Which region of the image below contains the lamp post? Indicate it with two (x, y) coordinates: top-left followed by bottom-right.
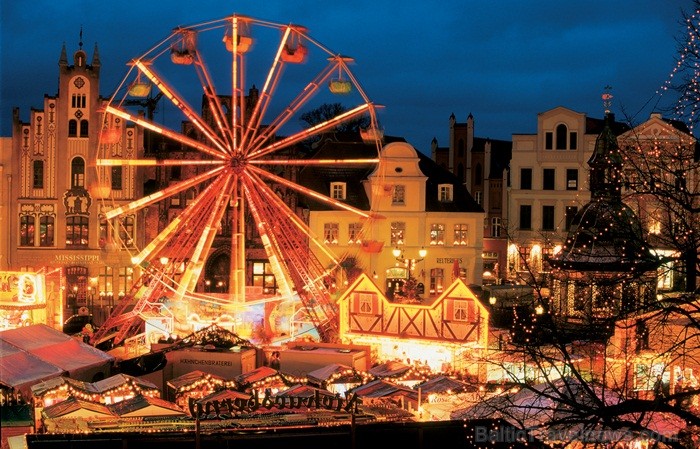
(391, 247), (427, 300)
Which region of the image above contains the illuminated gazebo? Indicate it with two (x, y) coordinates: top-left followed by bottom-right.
(548, 113), (659, 337)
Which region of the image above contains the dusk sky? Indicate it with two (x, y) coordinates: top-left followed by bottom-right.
(0, 0), (690, 154)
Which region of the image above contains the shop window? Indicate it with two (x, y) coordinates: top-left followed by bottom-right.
(429, 268), (444, 295)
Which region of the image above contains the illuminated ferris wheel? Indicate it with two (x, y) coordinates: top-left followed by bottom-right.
(92, 14), (382, 345)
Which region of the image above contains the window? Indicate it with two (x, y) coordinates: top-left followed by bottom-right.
(66, 216), (89, 247)
(330, 182), (346, 200)
(543, 168), (555, 190)
(556, 124), (567, 150)
(438, 184), (453, 202)
(98, 266), (114, 298)
(430, 268), (444, 295)
(569, 132), (578, 150)
(348, 222), (363, 244)
(111, 166), (123, 190)
(71, 157), (85, 187)
(170, 166), (181, 180)
(39, 216), (54, 247)
(171, 195), (181, 207)
(71, 94), (86, 108)
(474, 191), (483, 205)
(392, 185), (405, 205)
(359, 293), (373, 314)
(33, 160), (44, 189)
(117, 267), (133, 297)
(68, 119), (77, 137)
(545, 132), (553, 150)
(430, 223), (445, 245)
(186, 188), (196, 205)
(454, 224), (468, 245)
(491, 217), (501, 237)
(453, 300), (475, 322)
(20, 215), (35, 246)
(253, 262), (277, 294)
(119, 215), (135, 248)
(519, 205), (532, 230)
(542, 205), (555, 231)
(324, 223), (339, 244)
(79, 120), (89, 137)
(390, 222), (405, 246)
(520, 168), (532, 190)
(565, 206), (578, 231)
(454, 301), (468, 321)
(566, 169), (578, 190)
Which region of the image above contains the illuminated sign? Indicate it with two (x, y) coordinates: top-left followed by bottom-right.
(0, 271), (46, 307)
(189, 389), (361, 419)
(386, 267), (408, 279)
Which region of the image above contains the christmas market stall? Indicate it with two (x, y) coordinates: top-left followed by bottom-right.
(306, 363), (372, 395)
(166, 369), (228, 409)
(232, 365), (298, 396)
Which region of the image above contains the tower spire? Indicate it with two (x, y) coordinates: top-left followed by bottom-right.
(79, 26), (83, 49)
(602, 85), (613, 115)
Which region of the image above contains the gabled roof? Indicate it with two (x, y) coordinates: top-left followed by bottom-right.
(306, 363), (359, 384)
(297, 135), (482, 213)
(414, 375), (473, 395)
(167, 370), (226, 390)
(42, 397), (114, 419)
(350, 379), (418, 400)
(275, 384), (335, 398)
(108, 394), (185, 417)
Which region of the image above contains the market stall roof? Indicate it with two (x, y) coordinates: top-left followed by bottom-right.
(109, 395), (185, 417)
(0, 342), (65, 391)
(41, 397), (114, 420)
(414, 375), (474, 395)
(1, 325), (114, 398)
(167, 369), (226, 391)
(306, 363), (359, 385)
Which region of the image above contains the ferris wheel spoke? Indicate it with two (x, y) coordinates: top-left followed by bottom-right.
(249, 103), (373, 160)
(247, 164), (376, 219)
(247, 63), (338, 153)
(249, 158), (379, 166)
(239, 25), (294, 150)
(246, 170), (340, 265)
(241, 179), (295, 298)
(133, 60), (230, 154)
(191, 54), (236, 152)
(105, 105), (227, 159)
(97, 159), (224, 167)
(130, 179), (222, 266)
(104, 166), (225, 220)
(177, 174), (235, 295)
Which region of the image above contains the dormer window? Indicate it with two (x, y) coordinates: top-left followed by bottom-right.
(438, 184), (453, 202)
(330, 182), (346, 200)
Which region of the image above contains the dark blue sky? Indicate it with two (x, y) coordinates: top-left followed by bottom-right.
(0, 0), (689, 154)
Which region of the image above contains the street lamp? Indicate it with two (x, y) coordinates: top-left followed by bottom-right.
(391, 247), (427, 300)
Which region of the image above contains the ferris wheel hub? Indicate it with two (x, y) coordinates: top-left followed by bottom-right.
(229, 153), (247, 173)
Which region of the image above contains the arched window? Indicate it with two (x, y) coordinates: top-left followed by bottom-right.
(475, 163), (482, 186)
(555, 124), (567, 150)
(80, 120), (89, 137)
(71, 157), (85, 188)
(68, 119), (78, 137)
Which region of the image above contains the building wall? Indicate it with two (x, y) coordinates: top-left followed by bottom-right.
(506, 107), (597, 278)
(309, 141), (484, 296)
(6, 43), (145, 327)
